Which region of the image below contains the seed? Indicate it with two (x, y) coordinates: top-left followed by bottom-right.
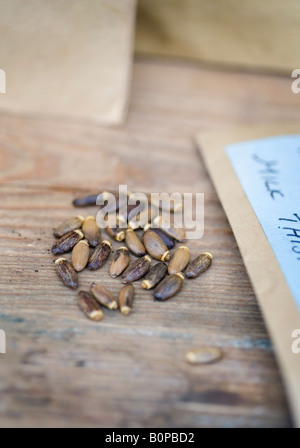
(142, 262), (168, 289)
(143, 229), (170, 261)
(153, 216), (186, 242)
(55, 258), (79, 289)
(110, 247), (130, 278)
(168, 246), (190, 275)
(105, 216), (126, 242)
(52, 230), (84, 255)
(73, 194), (99, 207)
(125, 229), (146, 257)
(91, 283), (118, 310)
(78, 291), (104, 321)
(185, 347), (223, 365)
(54, 215), (84, 238)
(118, 284), (135, 316)
(122, 255), (151, 283)
(128, 206), (152, 230)
(88, 240), (112, 270)
(154, 273), (184, 301)
(185, 252), (213, 279)
(71, 239), (90, 272)
(149, 228), (176, 249)
(82, 216), (102, 247)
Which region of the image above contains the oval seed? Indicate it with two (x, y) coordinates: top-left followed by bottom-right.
(185, 252), (213, 279)
(119, 284), (135, 316)
(142, 262), (168, 290)
(154, 273), (184, 301)
(153, 216), (186, 242)
(125, 229), (146, 257)
(168, 246), (190, 275)
(52, 230), (84, 255)
(185, 347), (223, 365)
(110, 247), (130, 278)
(149, 227), (176, 249)
(54, 215), (84, 238)
(71, 239), (90, 272)
(82, 216), (102, 247)
(88, 240), (112, 270)
(122, 256), (151, 284)
(78, 291), (104, 321)
(143, 229), (170, 261)
(105, 217), (126, 242)
(73, 194), (99, 207)
(91, 284), (118, 310)
(55, 258), (79, 289)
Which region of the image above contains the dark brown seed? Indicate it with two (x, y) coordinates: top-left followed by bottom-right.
(128, 206), (152, 230)
(78, 291), (104, 321)
(154, 273), (184, 301)
(91, 284), (118, 310)
(110, 247), (130, 278)
(55, 258), (79, 289)
(82, 216), (102, 247)
(185, 347), (223, 365)
(105, 216), (126, 242)
(88, 240), (112, 270)
(125, 229), (146, 257)
(122, 255), (151, 284)
(73, 194), (99, 207)
(143, 229), (170, 261)
(185, 252), (213, 279)
(142, 262), (168, 289)
(118, 284), (135, 316)
(71, 239), (90, 272)
(149, 228), (176, 249)
(54, 215), (84, 238)
(52, 230), (84, 255)
(168, 246), (190, 275)
(153, 216), (186, 242)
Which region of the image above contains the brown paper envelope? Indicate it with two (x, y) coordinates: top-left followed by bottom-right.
(0, 0), (136, 124)
(196, 123), (300, 427)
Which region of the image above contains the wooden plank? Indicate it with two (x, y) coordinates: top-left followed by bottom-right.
(0, 59), (299, 428)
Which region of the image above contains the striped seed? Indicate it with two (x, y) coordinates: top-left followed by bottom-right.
(125, 229), (146, 257)
(142, 262), (168, 290)
(118, 284), (135, 316)
(153, 216), (186, 242)
(185, 252), (213, 279)
(78, 291), (104, 321)
(122, 256), (151, 284)
(110, 247), (130, 278)
(52, 230), (84, 255)
(168, 246), (190, 275)
(91, 284), (118, 310)
(54, 215), (84, 238)
(55, 258), (79, 289)
(88, 240), (112, 270)
(71, 239), (90, 272)
(143, 229), (170, 261)
(149, 227), (176, 249)
(154, 273), (184, 301)
(105, 216), (126, 242)
(82, 216), (102, 247)
(185, 347), (223, 365)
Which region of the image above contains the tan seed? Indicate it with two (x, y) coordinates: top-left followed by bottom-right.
(71, 239), (90, 272)
(122, 255), (151, 284)
(54, 215), (84, 238)
(110, 247), (130, 278)
(52, 230), (84, 255)
(185, 347), (223, 365)
(185, 252), (213, 279)
(55, 258), (79, 289)
(168, 246), (190, 275)
(118, 284), (135, 316)
(82, 216), (102, 247)
(153, 216), (186, 242)
(142, 262), (168, 290)
(91, 284), (118, 310)
(125, 229), (146, 257)
(88, 240), (112, 270)
(154, 273), (184, 301)
(143, 229), (170, 261)
(78, 291), (104, 321)
(105, 217), (126, 242)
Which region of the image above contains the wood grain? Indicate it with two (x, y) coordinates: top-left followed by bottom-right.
(0, 59), (299, 428)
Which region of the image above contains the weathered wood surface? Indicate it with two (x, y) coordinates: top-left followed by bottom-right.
(0, 59), (299, 428)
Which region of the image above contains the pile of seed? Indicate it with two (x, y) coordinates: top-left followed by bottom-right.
(51, 193), (213, 322)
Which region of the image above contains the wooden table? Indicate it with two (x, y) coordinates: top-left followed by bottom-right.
(0, 59), (299, 428)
